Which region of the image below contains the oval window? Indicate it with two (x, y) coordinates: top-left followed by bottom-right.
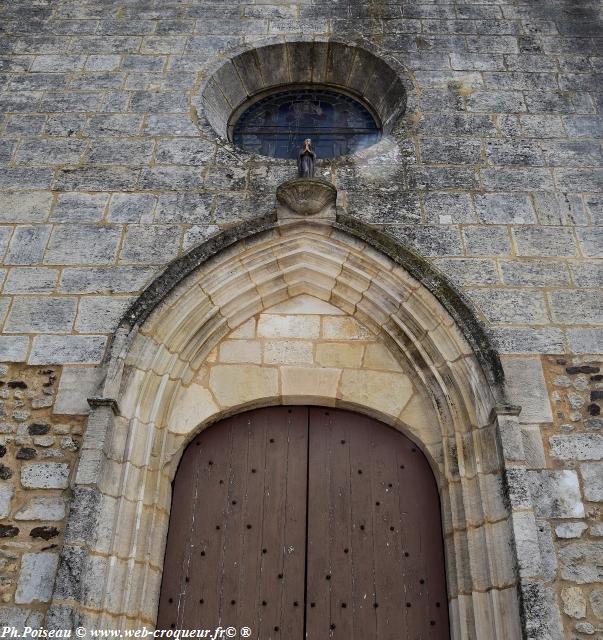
(232, 88), (381, 160)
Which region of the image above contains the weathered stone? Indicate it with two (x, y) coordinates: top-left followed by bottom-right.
(15, 552), (59, 604)
(527, 470), (584, 518)
(550, 434), (603, 461)
(209, 365), (278, 408)
(0, 4), (600, 636)
(555, 522), (588, 539)
(14, 496), (66, 521)
(474, 193), (536, 224)
(107, 193), (156, 222)
(120, 225), (181, 263)
(257, 315), (320, 340)
(0, 484), (14, 518)
(502, 358), (552, 423)
(59, 266), (155, 294)
(4, 267), (59, 294)
(75, 296), (133, 333)
(28, 422), (49, 435)
(51, 193), (108, 222)
(549, 291), (603, 325)
(513, 227), (577, 257)
(20, 462), (69, 489)
(574, 621), (594, 634)
(469, 289), (549, 324)
(520, 581), (564, 640)
(45, 225), (121, 265)
(0, 524), (19, 537)
(581, 462), (603, 501)
(5, 297), (77, 333)
(0, 192), (52, 223)
(535, 519), (557, 581)
(0, 607), (44, 630)
(54, 367), (101, 415)
(558, 542), (603, 583)
(560, 586), (586, 619)
(0, 464), (13, 480)
(6, 225), (52, 265)
(30, 526), (59, 540)
(16, 447), (36, 460)
(590, 590), (603, 620)
(29, 335), (107, 365)
(521, 425), (546, 468)
(567, 329), (603, 354)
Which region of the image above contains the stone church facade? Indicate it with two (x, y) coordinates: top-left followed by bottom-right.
(0, 0), (601, 638)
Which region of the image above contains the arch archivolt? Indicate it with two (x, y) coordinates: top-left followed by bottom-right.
(52, 220), (525, 639)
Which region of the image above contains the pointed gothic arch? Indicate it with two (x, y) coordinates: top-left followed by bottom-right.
(48, 216), (536, 640)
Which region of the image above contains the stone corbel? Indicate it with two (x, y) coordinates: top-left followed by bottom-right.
(276, 178), (337, 221)
(87, 396), (120, 415)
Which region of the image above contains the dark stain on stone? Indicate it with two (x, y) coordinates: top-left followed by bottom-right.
(588, 403), (601, 416)
(591, 374), (603, 382)
(566, 365), (600, 375)
(0, 524), (19, 538)
(8, 381), (27, 389)
(16, 447), (36, 460)
(30, 526), (60, 541)
(0, 464), (13, 480)
(591, 390), (603, 401)
(0, 445), (5, 458)
(28, 422), (50, 435)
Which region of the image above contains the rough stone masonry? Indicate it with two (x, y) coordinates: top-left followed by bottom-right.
(0, 0), (601, 637)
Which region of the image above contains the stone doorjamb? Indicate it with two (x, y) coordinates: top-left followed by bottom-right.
(47, 215), (552, 639)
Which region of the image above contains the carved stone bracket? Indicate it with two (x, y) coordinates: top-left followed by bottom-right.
(276, 178), (337, 220)
(87, 396), (120, 415)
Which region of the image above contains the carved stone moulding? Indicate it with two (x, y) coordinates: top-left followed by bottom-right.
(276, 178), (337, 219)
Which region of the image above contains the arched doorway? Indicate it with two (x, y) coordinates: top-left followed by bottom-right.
(50, 218), (526, 639)
(157, 406), (450, 639)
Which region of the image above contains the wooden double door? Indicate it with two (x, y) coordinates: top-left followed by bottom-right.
(158, 407), (450, 639)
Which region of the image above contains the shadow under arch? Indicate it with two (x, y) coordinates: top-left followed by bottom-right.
(48, 215), (535, 640)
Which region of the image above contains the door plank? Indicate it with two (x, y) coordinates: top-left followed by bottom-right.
(156, 439), (201, 629)
(237, 409), (270, 636)
(370, 422), (406, 640)
(304, 408), (331, 640)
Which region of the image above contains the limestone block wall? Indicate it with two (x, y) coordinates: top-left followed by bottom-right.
(0, 0), (600, 368)
(0, 0), (601, 636)
(0, 363), (83, 627)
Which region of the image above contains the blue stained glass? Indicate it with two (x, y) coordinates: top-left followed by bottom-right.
(232, 89), (381, 159)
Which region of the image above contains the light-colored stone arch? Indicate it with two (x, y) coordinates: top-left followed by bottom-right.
(48, 219), (537, 640)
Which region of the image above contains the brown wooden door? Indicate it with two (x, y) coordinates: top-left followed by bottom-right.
(157, 407), (450, 640)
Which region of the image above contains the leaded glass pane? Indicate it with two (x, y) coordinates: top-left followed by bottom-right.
(232, 89), (381, 159)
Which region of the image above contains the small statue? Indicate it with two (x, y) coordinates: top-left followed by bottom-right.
(297, 138), (316, 178)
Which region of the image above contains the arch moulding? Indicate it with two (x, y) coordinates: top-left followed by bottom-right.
(48, 215), (544, 640)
